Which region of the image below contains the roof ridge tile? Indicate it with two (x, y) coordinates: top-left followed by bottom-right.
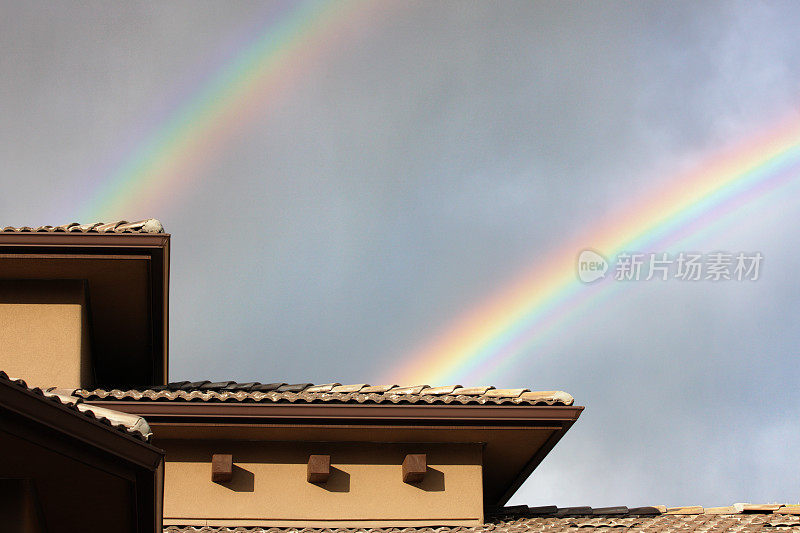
(420, 385), (462, 395)
(666, 506), (704, 515)
(388, 385), (429, 395)
(453, 386), (494, 395)
(592, 506), (628, 515)
(483, 388), (529, 398)
(360, 385), (397, 393)
(1, 219), (164, 234)
(742, 504), (783, 512)
(331, 384), (368, 393)
(305, 383), (341, 393)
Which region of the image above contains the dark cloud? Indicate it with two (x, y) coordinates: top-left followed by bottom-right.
(2, 0), (799, 506)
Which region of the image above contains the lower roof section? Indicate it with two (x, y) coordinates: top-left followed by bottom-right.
(85, 389), (582, 506)
(163, 506), (800, 532)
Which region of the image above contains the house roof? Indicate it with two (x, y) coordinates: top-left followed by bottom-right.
(1, 219), (165, 233)
(0, 220), (170, 385)
(72, 381), (575, 406)
(162, 505), (800, 532)
(80, 381), (581, 506)
(0, 371), (153, 441)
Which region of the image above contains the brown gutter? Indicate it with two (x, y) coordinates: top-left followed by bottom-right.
(0, 232), (170, 248)
(86, 400), (583, 425)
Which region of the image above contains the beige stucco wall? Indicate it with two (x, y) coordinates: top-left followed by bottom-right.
(159, 440), (484, 527)
(0, 280), (92, 389)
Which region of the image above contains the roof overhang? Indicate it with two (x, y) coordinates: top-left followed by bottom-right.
(0, 230), (170, 386)
(0, 376), (164, 532)
(85, 400), (583, 506)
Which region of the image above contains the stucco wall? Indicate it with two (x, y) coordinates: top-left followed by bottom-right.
(0, 280), (92, 389)
(159, 439), (484, 527)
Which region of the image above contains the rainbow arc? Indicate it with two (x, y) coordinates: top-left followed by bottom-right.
(75, 0), (375, 222)
(386, 115), (800, 385)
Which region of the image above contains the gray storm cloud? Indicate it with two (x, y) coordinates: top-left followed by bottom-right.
(1, 0), (799, 507)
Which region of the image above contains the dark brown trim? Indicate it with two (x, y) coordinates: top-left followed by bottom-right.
(0, 253), (152, 260)
(147, 422), (564, 432)
(85, 400), (583, 426)
(0, 233), (170, 247)
(136, 463), (165, 533)
(159, 237), (169, 383)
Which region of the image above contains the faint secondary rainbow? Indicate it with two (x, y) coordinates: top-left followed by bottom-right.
(74, 0), (375, 222)
(386, 114), (800, 386)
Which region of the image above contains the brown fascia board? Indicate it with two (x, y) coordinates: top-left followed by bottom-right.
(0, 231), (170, 384)
(83, 400), (584, 426)
(0, 379), (164, 471)
(0, 231), (170, 248)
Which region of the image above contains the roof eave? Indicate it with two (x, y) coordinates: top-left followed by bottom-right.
(0, 231), (170, 247)
(497, 413), (580, 506)
(0, 379), (164, 470)
(82, 399), (584, 425)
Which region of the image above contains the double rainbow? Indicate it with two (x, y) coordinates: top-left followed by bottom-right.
(70, 2), (800, 387)
(387, 115), (800, 385)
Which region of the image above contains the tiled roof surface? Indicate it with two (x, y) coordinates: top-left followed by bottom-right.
(74, 381), (575, 406)
(1, 219), (164, 233)
(0, 371), (153, 441)
(163, 506), (800, 532)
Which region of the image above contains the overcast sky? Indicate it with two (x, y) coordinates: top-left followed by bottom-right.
(2, 0), (800, 509)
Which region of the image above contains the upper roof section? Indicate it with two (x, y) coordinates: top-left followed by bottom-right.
(1, 219), (165, 234)
(74, 381), (575, 406)
(0, 220), (170, 387)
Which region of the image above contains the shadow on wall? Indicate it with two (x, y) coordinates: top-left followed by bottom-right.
(315, 466), (350, 492)
(219, 465), (255, 492)
(224, 466), (443, 494)
(415, 467), (444, 492)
